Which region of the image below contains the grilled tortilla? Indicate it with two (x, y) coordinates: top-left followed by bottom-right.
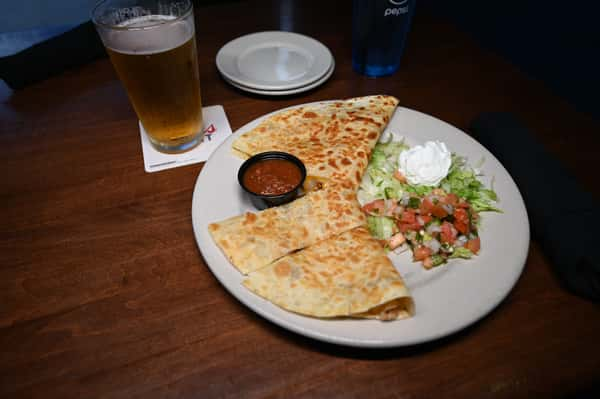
(243, 227), (414, 320)
(232, 95), (399, 189)
(208, 183), (366, 275)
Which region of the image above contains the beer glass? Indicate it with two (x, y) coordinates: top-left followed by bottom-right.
(93, 0), (203, 153)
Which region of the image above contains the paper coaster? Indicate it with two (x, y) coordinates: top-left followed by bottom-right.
(140, 105), (232, 173)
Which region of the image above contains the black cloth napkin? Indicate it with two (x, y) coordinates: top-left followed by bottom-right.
(0, 21), (106, 90)
(470, 113), (600, 302)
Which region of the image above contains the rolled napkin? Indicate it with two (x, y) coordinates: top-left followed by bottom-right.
(0, 21), (106, 90)
(470, 113), (600, 301)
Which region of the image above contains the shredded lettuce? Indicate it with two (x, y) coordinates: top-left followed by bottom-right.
(403, 183), (432, 197)
(358, 139), (409, 204)
(449, 247), (474, 259)
(430, 254), (446, 266)
(367, 216), (396, 240)
(440, 155), (501, 212)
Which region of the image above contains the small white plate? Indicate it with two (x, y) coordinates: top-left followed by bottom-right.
(216, 31), (333, 91)
(223, 59), (335, 96)
(191, 103), (530, 348)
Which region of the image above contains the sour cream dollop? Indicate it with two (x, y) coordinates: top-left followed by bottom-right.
(398, 141), (452, 186)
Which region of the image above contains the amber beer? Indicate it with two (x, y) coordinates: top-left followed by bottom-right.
(94, 1), (203, 153)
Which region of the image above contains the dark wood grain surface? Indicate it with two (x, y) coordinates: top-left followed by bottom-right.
(1, 1), (599, 398)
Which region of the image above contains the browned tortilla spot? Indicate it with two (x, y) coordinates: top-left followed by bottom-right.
(275, 262), (291, 277)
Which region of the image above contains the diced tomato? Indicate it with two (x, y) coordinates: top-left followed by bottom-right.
(422, 256), (434, 269)
(453, 208), (470, 234)
(393, 170), (407, 183)
(419, 197), (434, 215)
(440, 221), (457, 244)
(398, 222), (421, 233)
(465, 237), (481, 254)
(362, 199), (385, 215)
(420, 215), (433, 225)
(431, 204), (448, 218)
(454, 208), (469, 223)
(388, 232), (406, 250)
(413, 245), (431, 261)
(442, 193), (459, 207)
(456, 199), (470, 208)
(454, 220), (469, 234)
(400, 210), (416, 224)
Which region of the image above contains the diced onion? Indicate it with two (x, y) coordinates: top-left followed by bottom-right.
(425, 238), (441, 253)
(401, 192), (410, 206)
(384, 199), (395, 214)
(441, 204), (454, 214)
(426, 223), (441, 234)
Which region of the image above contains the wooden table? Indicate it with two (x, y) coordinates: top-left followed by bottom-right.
(2, 1), (599, 397)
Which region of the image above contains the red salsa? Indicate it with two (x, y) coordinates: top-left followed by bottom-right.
(243, 159), (302, 196)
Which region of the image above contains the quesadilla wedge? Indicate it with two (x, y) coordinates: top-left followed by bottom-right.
(208, 183), (366, 275)
(231, 95), (399, 189)
(243, 226), (414, 320)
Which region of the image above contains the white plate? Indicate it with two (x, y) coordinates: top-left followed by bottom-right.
(223, 59), (335, 96)
(216, 31), (333, 91)
(191, 103), (530, 348)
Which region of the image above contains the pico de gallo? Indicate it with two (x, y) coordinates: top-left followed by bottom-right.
(357, 137), (500, 269)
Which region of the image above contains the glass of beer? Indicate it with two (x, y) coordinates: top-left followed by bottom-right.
(93, 0), (203, 153)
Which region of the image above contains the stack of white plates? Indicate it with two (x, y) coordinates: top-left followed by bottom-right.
(216, 31), (335, 96)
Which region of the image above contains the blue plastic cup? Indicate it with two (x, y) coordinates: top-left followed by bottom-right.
(352, 0), (416, 77)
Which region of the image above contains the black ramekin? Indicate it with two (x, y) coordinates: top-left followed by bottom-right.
(237, 151), (307, 210)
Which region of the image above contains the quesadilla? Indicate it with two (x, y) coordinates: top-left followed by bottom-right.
(243, 227), (414, 320)
(208, 183), (366, 275)
(231, 95), (399, 189)
(206, 95), (414, 322)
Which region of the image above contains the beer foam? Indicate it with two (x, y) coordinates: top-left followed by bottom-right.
(104, 14), (194, 55)
(116, 14), (175, 28)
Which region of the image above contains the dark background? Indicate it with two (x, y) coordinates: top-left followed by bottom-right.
(421, 0), (600, 122)
(1, 0), (599, 121)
